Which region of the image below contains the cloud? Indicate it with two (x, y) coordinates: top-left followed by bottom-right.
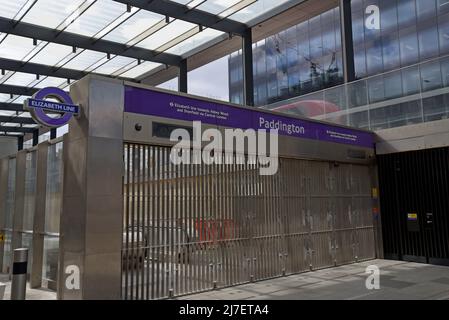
(188, 56), (230, 101)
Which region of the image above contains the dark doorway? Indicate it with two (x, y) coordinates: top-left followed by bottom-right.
(378, 147), (449, 266)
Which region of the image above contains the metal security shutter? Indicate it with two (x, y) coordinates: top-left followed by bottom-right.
(122, 143), (375, 300)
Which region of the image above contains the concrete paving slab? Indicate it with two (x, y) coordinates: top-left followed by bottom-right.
(3, 260), (449, 300)
(432, 277), (449, 285)
(181, 260), (449, 300)
(0, 276), (56, 300)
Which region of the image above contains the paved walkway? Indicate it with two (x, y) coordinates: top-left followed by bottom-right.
(179, 260), (449, 300)
(0, 274), (56, 300)
(2, 260), (449, 300)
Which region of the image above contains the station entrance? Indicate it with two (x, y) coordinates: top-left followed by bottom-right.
(1, 76), (379, 300)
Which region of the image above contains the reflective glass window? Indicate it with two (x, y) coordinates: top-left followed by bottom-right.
(418, 20), (440, 59)
(399, 26), (419, 66)
(420, 61), (443, 91)
(398, 0), (417, 28)
(352, 0), (449, 76)
(438, 12), (449, 54)
(382, 33), (400, 71)
(402, 66), (421, 95)
(416, 0), (437, 22)
(423, 94), (447, 121)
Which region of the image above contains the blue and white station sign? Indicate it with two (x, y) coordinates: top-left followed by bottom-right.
(24, 87), (80, 128)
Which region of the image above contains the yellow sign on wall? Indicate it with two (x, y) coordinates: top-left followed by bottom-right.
(408, 213), (418, 221)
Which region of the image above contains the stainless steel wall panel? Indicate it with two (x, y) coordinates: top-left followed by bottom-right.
(12, 151), (26, 253)
(59, 76), (124, 300)
(0, 158), (8, 271)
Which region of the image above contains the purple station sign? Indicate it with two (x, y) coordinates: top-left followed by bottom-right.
(125, 86), (374, 149)
(24, 87), (79, 128)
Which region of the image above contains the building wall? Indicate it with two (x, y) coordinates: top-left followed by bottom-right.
(0, 137), (17, 158)
(229, 7), (344, 108)
(229, 0), (449, 132)
(352, 0), (449, 79)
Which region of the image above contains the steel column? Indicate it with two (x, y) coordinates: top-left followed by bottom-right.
(242, 29), (254, 107)
(32, 130), (39, 146)
(178, 59), (188, 94)
(50, 129), (57, 140)
(340, 0), (356, 83)
(17, 136), (23, 151)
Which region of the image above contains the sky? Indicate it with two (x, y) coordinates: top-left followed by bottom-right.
(158, 55), (230, 102)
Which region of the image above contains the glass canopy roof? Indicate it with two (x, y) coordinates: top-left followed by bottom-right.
(0, 0), (302, 134)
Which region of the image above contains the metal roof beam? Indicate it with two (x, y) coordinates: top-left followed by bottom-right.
(0, 103), (24, 112)
(0, 58), (140, 82)
(0, 58), (89, 80)
(0, 84), (40, 96)
(0, 115), (35, 124)
(0, 126), (35, 133)
(113, 0), (248, 35)
(0, 17), (182, 66)
(0, 133), (23, 137)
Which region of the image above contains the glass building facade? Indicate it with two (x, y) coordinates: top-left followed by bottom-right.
(230, 0), (449, 130)
(352, 0), (449, 79)
(229, 7), (344, 106)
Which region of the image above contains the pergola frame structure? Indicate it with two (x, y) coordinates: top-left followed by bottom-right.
(0, 0), (320, 142)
